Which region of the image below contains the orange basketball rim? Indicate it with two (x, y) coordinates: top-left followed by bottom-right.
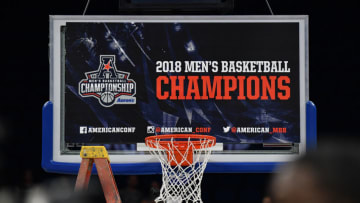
(145, 134), (216, 166)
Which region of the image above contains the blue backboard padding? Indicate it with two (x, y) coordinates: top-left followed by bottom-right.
(42, 101), (317, 174)
(306, 101), (317, 151)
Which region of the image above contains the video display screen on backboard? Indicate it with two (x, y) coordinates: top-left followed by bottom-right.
(44, 16), (313, 174)
(49, 16), (308, 158)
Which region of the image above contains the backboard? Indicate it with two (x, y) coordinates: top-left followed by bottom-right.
(43, 15), (316, 174)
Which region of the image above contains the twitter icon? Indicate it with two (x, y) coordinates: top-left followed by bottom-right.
(223, 126), (230, 133)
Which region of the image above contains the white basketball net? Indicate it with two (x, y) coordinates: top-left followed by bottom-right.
(146, 137), (215, 203)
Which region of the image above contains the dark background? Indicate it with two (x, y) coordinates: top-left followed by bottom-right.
(1, 0), (359, 202)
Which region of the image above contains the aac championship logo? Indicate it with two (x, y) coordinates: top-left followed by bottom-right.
(78, 55), (136, 107)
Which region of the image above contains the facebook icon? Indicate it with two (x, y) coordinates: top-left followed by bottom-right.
(80, 126), (88, 134)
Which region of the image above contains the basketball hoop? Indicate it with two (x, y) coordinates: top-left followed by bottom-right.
(145, 134), (216, 203)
